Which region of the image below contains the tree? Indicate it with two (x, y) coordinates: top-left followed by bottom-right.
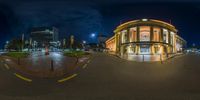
(6, 39), (23, 51)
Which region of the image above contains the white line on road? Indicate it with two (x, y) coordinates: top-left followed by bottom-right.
(4, 64), (10, 70)
(82, 64), (88, 69)
(87, 60), (91, 63)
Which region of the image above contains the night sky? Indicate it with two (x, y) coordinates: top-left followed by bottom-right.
(0, 0), (200, 48)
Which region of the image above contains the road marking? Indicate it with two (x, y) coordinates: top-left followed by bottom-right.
(4, 64), (10, 70)
(5, 59), (11, 62)
(87, 60), (91, 63)
(14, 73), (32, 82)
(57, 74), (78, 83)
(82, 64), (88, 69)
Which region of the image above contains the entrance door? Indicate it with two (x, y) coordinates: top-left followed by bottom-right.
(140, 45), (150, 54)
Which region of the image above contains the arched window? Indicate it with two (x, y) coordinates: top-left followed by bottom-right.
(153, 27), (160, 42)
(140, 26), (150, 41)
(129, 27), (137, 42)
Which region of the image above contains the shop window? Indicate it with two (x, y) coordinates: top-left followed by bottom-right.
(140, 45), (150, 54)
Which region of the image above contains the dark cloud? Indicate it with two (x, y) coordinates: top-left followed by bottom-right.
(0, 3), (20, 48)
(99, 3), (200, 46)
(0, 1), (103, 46)
(0, 0), (200, 48)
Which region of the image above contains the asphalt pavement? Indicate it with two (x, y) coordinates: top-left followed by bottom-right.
(0, 53), (200, 100)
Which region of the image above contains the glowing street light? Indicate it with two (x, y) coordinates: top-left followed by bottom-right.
(6, 41), (9, 44)
(83, 40), (86, 44)
(90, 33), (96, 38)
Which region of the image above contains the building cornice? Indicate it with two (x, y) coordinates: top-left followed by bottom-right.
(114, 19), (177, 33)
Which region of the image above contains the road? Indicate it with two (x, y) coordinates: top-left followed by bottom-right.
(0, 53), (200, 100)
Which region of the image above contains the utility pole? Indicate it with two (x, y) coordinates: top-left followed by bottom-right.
(21, 33), (24, 52)
(63, 38), (66, 50)
(29, 38), (32, 52)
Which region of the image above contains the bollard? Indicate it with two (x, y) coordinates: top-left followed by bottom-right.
(160, 54), (163, 64)
(18, 57), (20, 65)
(51, 60), (54, 71)
(143, 55), (144, 62)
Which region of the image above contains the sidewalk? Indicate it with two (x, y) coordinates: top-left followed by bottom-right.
(106, 52), (185, 62)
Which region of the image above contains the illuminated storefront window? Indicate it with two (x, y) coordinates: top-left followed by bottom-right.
(127, 45), (136, 54)
(163, 29), (169, 43)
(140, 45), (150, 54)
(154, 45), (161, 54)
(129, 27), (137, 42)
(153, 27), (160, 42)
(140, 26), (150, 41)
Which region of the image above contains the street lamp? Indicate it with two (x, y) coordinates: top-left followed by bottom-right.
(90, 33), (96, 38)
(6, 41), (9, 44)
(82, 40), (86, 49)
(90, 33), (97, 43)
(83, 40), (86, 44)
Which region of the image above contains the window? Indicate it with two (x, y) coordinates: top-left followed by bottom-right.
(140, 45), (150, 54)
(170, 32), (174, 45)
(129, 27), (137, 42)
(121, 30), (127, 43)
(140, 26), (150, 41)
(163, 29), (169, 43)
(153, 27), (160, 42)
(154, 45), (161, 54)
(127, 45), (136, 54)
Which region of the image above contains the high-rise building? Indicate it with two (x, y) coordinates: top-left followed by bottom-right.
(30, 27), (59, 48)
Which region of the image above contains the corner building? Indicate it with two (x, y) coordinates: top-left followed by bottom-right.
(106, 19), (186, 61)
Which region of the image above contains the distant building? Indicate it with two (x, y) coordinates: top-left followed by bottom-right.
(30, 27), (59, 48)
(98, 34), (108, 49)
(98, 34), (107, 43)
(85, 43), (102, 52)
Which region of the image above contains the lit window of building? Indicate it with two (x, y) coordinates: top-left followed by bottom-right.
(121, 30), (127, 43)
(129, 27), (137, 42)
(153, 27), (160, 42)
(163, 29), (169, 43)
(140, 26), (150, 41)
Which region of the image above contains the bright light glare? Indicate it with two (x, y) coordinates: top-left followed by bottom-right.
(52, 52), (62, 57)
(91, 33), (96, 37)
(142, 19), (148, 21)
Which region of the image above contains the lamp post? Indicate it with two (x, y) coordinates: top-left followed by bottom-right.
(82, 40), (86, 49)
(5, 41), (9, 51)
(21, 33), (24, 52)
(70, 35), (74, 51)
(63, 38), (66, 50)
